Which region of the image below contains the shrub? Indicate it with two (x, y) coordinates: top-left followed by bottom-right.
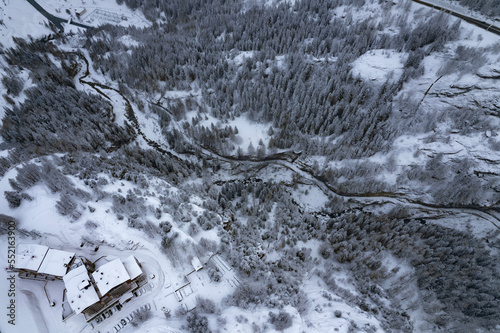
(130, 306), (151, 327)
(4, 191), (21, 208)
(268, 311), (293, 331)
(187, 312), (212, 333)
(0, 214), (17, 235)
(196, 297), (217, 314)
(56, 192), (80, 219)
(2, 75), (23, 96)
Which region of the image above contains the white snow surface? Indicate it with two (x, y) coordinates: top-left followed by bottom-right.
(228, 115), (272, 152)
(37, 248), (75, 277)
(92, 258), (131, 296)
(0, 162), (238, 333)
(1, 1), (500, 332)
(36, 0), (151, 28)
(351, 49), (407, 83)
(15, 243), (49, 272)
(122, 255), (143, 280)
(0, 0), (53, 49)
(188, 111), (273, 154)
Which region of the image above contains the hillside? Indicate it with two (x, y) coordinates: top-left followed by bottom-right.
(1, 0), (500, 332)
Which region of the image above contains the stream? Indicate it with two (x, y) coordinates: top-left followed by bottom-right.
(72, 51), (500, 233)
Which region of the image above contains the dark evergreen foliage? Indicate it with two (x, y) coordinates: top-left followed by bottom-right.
(321, 212), (500, 329)
(452, 0), (500, 16)
(83, 0), (461, 160)
(1, 73), (24, 96)
(1, 1), (497, 331)
(187, 312), (212, 333)
(0, 214), (17, 235)
(4, 191), (21, 208)
(1, 39), (135, 155)
(269, 311), (293, 331)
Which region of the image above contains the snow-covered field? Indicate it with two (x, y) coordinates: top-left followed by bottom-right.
(36, 0), (150, 28)
(1, 0), (500, 332)
(351, 49), (407, 83)
(0, 0), (53, 49)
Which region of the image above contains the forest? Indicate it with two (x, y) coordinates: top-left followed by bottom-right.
(1, 0), (500, 331)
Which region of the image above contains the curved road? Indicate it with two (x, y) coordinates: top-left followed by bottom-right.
(412, 0), (500, 35)
(26, 0), (93, 31)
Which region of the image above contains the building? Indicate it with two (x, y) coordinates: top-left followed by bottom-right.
(63, 265), (100, 316)
(66, 255), (146, 322)
(14, 244), (75, 280)
(15, 244), (146, 323)
(38, 249), (77, 278)
(75, 8), (87, 17)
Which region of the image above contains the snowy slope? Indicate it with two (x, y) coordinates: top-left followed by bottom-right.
(0, 0), (53, 49)
(1, 0), (500, 332)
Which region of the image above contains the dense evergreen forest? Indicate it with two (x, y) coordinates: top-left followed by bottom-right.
(1, 0), (500, 331)
(452, 0), (500, 16)
(81, 0), (499, 207)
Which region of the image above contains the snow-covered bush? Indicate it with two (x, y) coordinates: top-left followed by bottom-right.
(130, 306), (151, 327)
(186, 312), (212, 333)
(4, 191), (21, 208)
(268, 311), (293, 331)
(196, 296), (218, 314)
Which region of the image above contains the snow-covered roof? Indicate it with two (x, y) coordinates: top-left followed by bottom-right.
(16, 244), (49, 272)
(63, 265), (100, 315)
(122, 255), (143, 280)
(37, 249), (75, 277)
(191, 256), (203, 272)
(92, 258), (130, 296)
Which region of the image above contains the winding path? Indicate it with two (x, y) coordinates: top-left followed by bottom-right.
(71, 51), (500, 231)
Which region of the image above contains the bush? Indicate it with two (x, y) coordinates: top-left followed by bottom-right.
(4, 191), (21, 208)
(0, 214), (17, 235)
(161, 232), (178, 249)
(268, 311), (293, 331)
(196, 297), (217, 314)
(130, 306), (151, 327)
(226, 284), (266, 309)
(208, 267), (222, 282)
(56, 192), (81, 219)
(187, 312), (212, 333)
(2, 75), (23, 96)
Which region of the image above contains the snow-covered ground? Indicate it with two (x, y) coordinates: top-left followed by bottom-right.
(351, 49), (407, 83)
(1, 0), (500, 332)
(35, 0), (150, 28)
(186, 110), (274, 155)
(0, 159), (237, 333)
(0, 0), (53, 49)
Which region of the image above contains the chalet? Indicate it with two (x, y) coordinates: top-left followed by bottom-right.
(14, 244), (146, 323)
(63, 265), (100, 316)
(38, 249), (77, 277)
(66, 255), (145, 321)
(14, 244), (75, 280)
